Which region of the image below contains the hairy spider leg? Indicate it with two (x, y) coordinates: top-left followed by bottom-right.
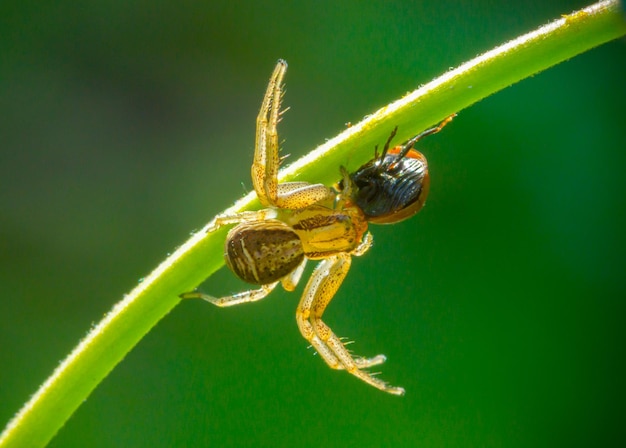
(252, 60), (331, 210)
(295, 233), (405, 396)
(252, 60), (286, 207)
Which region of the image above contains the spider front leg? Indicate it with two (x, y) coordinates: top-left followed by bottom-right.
(252, 60), (331, 210)
(252, 60), (286, 207)
(295, 240), (405, 396)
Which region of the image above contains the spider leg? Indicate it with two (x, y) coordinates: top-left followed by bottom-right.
(275, 182), (333, 209)
(251, 61), (332, 210)
(180, 282), (278, 307)
(253, 60), (287, 207)
(280, 258), (307, 292)
(295, 253), (405, 396)
(205, 209), (278, 233)
(332, 233), (379, 369)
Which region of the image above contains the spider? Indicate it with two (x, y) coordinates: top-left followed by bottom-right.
(181, 60), (454, 395)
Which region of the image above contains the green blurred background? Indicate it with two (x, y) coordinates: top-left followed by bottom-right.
(1, 1), (625, 446)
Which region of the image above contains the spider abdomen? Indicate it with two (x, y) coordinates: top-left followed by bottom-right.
(225, 219), (304, 285)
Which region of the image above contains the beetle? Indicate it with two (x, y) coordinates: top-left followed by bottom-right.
(181, 60), (454, 395)
(338, 114), (455, 225)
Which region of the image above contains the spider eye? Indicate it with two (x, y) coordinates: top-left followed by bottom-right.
(349, 150), (429, 224)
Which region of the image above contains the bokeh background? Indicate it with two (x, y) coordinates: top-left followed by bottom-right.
(1, 1), (625, 447)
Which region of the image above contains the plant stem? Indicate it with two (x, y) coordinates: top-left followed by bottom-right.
(1, 1), (624, 446)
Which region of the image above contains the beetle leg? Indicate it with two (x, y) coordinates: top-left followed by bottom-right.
(180, 282), (278, 307)
(295, 254), (405, 395)
(394, 113), (457, 161)
(252, 60), (287, 207)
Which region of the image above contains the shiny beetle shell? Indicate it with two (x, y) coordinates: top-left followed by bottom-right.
(345, 147), (429, 224)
